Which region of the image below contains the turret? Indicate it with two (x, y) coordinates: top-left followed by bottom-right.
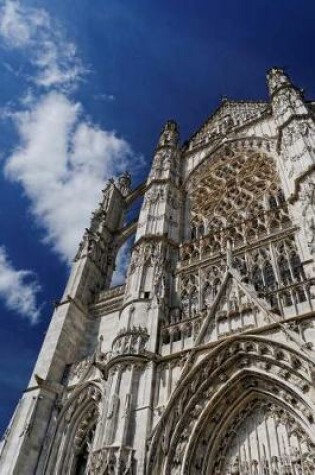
(267, 68), (315, 267)
(267, 67), (301, 97)
(93, 120), (183, 473)
(146, 120), (180, 188)
(126, 119), (182, 301)
(267, 68), (315, 199)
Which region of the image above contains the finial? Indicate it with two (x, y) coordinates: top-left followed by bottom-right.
(266, 66), (292, 96)
(267, 66), (286, 76)
(117, 171), (132, 196)
(161, 119), (178, 132)
(157, 119), (179, 148)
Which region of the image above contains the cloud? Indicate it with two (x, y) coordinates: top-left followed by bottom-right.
(94, 93), (116, 102)
(112, 237), (134, 286)
(5, 91), (137, 263)
(0, 0), (41, 47)
(0, 247), (40, 323)
(0, 0), (141, 296)
(0, 0), (85, 90)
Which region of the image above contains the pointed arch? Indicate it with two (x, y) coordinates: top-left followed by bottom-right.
(44, 382), (102, 475)
(147, 336), (315, 475)
(184, 372), (315, 474)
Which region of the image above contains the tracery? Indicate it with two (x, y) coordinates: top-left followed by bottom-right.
(149, 334), (315, 475)
(159, 146), (314, 354)
(44, 384), (101, 475)
(188, 147), (279, 233)
(212, 399), (315, 475)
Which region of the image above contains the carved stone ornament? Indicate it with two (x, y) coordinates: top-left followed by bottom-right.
(89, 446), (135, 474)
(148, 336), (315, 475)
(43, 384), (102, 475)
(5, 69), (315, 475)
(117, 172), (132, 197)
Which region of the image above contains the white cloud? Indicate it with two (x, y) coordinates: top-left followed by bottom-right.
(0, 0), (85, 89)
(0, 0), (39, 47)
(0, 247), (40, 323)
(5, 91), (137, 263)
(111, 238), (134, 286)
(94, 93), (116, 102)
(0, 0), (140, 305)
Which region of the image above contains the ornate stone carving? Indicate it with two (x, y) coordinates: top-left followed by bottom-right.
(67, 355), (94, 384)
(110, 326), (149, 358)
(211, 401), (315, 475)
(148, 336), (314, 475)
(89, 446), (135, 474)
(188, 101), (268, 152)
(5, 68), (315, 475)
(300, 179), (315, 254)
(43, 385), (102, 475)
(117, 172), (132, 197)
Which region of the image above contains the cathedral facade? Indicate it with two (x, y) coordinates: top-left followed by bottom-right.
(2, 68), (315, 474)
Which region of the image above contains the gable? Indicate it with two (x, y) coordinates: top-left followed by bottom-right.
(185, 100), (270, 153)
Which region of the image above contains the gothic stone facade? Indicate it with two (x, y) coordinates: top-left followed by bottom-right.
(2, 68), (315, 475)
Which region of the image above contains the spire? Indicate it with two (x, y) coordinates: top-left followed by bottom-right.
(266, 67), (315, 266)
(145, 119), (181, 189)
(266, 67), (308, 127)
(86, 173), (131, 237)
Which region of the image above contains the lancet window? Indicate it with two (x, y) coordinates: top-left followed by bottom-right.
(166, 234), (310, 351)
(240, 239), (309, 310)
(201, 267), (222, 309)
(166, 146), (313, 352)
(180, 274), (200, 317)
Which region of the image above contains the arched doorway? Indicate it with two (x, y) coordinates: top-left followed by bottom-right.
(147, 337), (315, 475)
(207, 396), (315, 474)
(44, 384), (101, 475)
(73, 421), (97, 475)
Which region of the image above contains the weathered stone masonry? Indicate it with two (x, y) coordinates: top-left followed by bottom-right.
(2, 68), (315, 474)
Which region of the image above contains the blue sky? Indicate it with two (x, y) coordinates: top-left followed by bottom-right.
(0, 0), (315, 433)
